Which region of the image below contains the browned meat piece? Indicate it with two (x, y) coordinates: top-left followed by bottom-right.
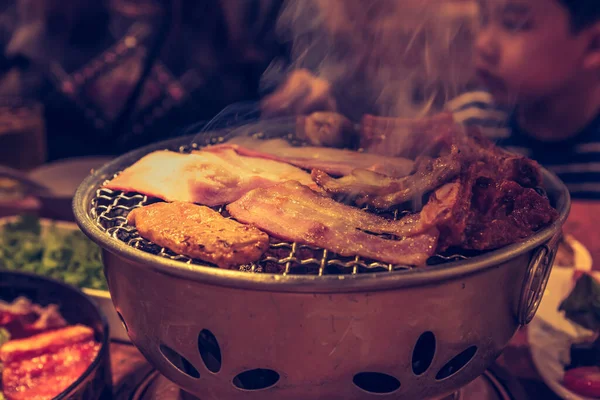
(315, 119), (544, 211)
(0, 297), (67, 340)
(396, 161), (558, 252)
(400, 180), (468, 243)
(463, 177), (558, 250)
(127, 202), (270, 268)
(460, 126), (543, 188)
(227, 181), (439, 266)
(361, 112), (543, 189)
(296, 111), (358, 148)
(360, 112), (456, 158)
(311, 147), (462, 209)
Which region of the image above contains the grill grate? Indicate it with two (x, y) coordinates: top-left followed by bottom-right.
(90, 134), (470, 276)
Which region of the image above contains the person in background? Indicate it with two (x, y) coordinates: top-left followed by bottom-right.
(261, 0), (477, 121)
(0, 0), (287, 161)
(447, 0), (600, 199)
(265, 0), (600, 201)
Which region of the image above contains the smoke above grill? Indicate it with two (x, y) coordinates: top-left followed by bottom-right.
(262, 0), (477, 120)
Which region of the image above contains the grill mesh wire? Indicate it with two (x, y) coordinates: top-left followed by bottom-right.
(91, 112), (470, 275)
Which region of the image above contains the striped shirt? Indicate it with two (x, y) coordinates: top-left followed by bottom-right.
(447, 91), (600, 199)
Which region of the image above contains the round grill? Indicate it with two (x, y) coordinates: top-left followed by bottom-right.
(90, 137), (469, 276)
(74, 110), (570, 400)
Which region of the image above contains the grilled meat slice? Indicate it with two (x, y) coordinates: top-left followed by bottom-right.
(315, 119), (544, 210)
(311, 148), (462, 209)
(296, 111), (358, 148)
(227, 181), (439, 266)
(209, 137), (414, 178)
(463, 176), (558, 251)
(1, 326), (99, 400)
(104, 148), (317, 206)
(360, 112), (456, 158)
(361, 111), (542, 184)
(127, 202), (270, 268)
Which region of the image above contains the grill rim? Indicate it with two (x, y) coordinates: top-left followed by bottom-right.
(73, 133), (570, 293)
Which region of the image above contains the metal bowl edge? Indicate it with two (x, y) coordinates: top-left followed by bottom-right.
(73, 135), (571, 294)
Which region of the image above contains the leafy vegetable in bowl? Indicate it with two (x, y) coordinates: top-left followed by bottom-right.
(0, 215), (106, 290)
(559, 273), (600, 398)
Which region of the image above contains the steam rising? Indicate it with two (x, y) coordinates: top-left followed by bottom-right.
(264, 0), (477, 120)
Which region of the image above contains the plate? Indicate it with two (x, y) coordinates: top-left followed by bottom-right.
(0, 216), (129, 342)
(28, 157), (113, 220)
(528, 235), (596, 400)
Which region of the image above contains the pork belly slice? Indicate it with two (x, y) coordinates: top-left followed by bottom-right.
(2, 341), (100, 400)
(207, 137), (414, 178)
(0, 325), (94, 364)
(104, 148), (317, 206)
(311, 150), (462, 210)
(127, 202), (270, 268)
(1, 325), (99, 400)
(360, 112), (456, 158)
(227, 181), (439, 266)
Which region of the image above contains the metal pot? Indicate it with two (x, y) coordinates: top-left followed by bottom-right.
(73, 129), (570, 400)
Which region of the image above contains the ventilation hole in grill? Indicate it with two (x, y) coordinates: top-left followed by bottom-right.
(159, 344), (200, 379)
(412, 331), (436, 375)
(198, 329), (221, 373)
(436, 346), (478, 380)
(116, 311), (128, 333)
(353, 372), (401, 394)
(232, 369), (280, 390)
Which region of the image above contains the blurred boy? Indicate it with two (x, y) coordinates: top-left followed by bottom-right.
(449, 0), (600, 198)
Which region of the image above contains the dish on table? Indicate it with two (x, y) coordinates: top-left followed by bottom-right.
(0, 215), (128, 342)
(0, 271), (110, 400)
(529, 236), (598, 399)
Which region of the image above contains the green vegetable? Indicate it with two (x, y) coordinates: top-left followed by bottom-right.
(0, 328), (9, 348)
(559, 273), (600, 332)
(0, 215), (106, 290)
(0, 328), (6, 397)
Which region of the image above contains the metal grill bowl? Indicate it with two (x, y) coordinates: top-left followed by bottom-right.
(73, 124), (570, 400)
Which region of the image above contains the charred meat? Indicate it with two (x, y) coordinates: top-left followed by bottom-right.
(296, 111), (358, 148)
(314, 122), (544, 210)
(127, 202), (270, 268)
(394, 161), (558, 252)
(227, 181), (439, 266)
(312, 147), (462, 209)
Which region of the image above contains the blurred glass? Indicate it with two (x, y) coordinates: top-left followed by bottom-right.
(0, 98), (46, 171)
